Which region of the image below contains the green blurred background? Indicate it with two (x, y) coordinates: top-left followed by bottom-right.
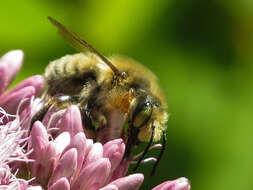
(1, 0), (253, 189)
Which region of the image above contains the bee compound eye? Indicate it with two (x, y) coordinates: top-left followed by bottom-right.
(133, 102), (152, 128)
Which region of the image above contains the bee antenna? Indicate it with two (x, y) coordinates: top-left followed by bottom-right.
(48, 16), (122, 77)
(133, 121), (155, 172)
(150, 130), (166, 176)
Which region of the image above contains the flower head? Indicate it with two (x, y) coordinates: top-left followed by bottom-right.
(28, 106), (143, 190)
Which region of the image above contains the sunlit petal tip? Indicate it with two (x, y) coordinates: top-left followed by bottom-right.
(59, 105), (83, 136)
(1, 50), (23, 70)
(86, 139), (94, 149)
(54, 132), (71, 154)
(110, 173), (144, 190)
(1, 50), (24, 63)
(175, 177), (191, 190)
(0, 50), (23, 93)
(48, 177), (70, 190)
(99, 184), (118, 190)
(27, 186), (43, 190)
(152, 177), (191, 190)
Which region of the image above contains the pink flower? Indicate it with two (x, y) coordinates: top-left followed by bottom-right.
(0, 50), (191, 190)
(28, 106), (144, 190)
(28, 105), (190, 190)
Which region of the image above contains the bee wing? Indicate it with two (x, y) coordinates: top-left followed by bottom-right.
(48, 16), (120, 76)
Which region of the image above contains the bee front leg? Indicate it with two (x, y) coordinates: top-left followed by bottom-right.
(124, 127), (140, 158)
(79, 107), (95, 131)
(133, 121), (155, 172)
(30, 103), (51, 128)
(79, 106), (98, 140)
(150, 130), (166, 176)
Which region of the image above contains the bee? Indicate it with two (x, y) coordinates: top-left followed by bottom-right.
(32, 17), (168, 175)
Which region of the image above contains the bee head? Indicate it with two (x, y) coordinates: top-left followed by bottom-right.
(129, 89), (168, 143)
(130, 92), (153, 128)
(126, 88), (167, 174)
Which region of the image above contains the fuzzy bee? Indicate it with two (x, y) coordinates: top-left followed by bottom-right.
(32, 17), (168, 175)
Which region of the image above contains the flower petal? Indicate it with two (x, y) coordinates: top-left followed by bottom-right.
(0, 86), (35, 114)
(42, 107), (64, 130)
(58, 105), (83, 136)
(49, 148), (77, 186)
(54, 132), (71, 155)
(99, 184), (118, 190)
(103, 139), (125, 173)
(0, 165), (10, 185)
(84, 142), (103, 167)
(0, 50), (23, 94)
(8, 75), (45, 97)
(48, 177), (70, 190)
(31, 121), (49, 154)
(152, 177), (191, 190)
(20, 98), (44, 132)
(86, 139), (93, 152)
(72, 158), (111, 190)
(32, 142), (57, 186)
(63, 132), (87, 184)
(109, 173), (144, 190)
(110, 159), (131, 182)
(27, 186), (43, 190)
(0, 75), (44, 118)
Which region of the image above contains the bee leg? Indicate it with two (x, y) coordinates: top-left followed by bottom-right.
(133, 121), (155, 172)
(80, 107), (95, 131)
(150, 131), (166, 176)
(30, 103), (51, 128)
(125, 127), (139, 158)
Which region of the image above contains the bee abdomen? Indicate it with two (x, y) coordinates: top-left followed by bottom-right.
(45, 53), (99, 96)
